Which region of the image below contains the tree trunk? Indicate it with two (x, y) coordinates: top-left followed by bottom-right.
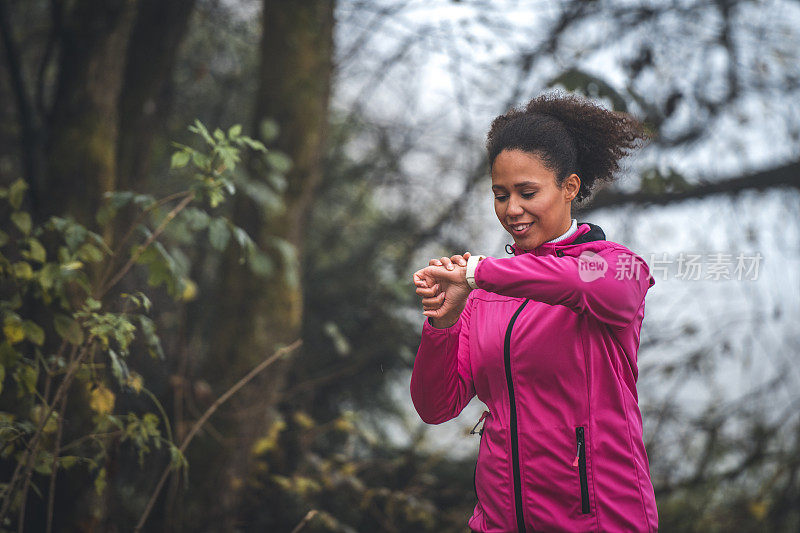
(116, 0), (197, 192)
(199, 1), (335, 529)
(40, 0), (137, 238)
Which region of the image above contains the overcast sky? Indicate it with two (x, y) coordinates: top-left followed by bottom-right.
(327, 0), (800, 458)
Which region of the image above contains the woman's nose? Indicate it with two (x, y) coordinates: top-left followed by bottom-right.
(507, 197), (524, 216)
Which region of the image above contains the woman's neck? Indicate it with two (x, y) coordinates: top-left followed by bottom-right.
(545, 218), (577, 244)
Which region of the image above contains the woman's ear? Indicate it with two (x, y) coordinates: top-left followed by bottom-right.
(564, 173), (581, 202)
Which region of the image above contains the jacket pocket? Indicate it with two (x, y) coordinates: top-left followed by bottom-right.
(471, 410), (490, 500)
(574, 426), (590, 514)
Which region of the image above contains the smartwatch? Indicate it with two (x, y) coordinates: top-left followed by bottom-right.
(465, 254), (487, 289)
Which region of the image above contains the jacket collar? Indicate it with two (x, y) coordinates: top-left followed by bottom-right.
(507, 222), (606, 256)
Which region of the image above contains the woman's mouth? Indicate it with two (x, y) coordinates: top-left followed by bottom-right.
(509, 222), (533, 235)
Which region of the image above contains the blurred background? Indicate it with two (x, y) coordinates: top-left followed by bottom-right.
(0, 0), (798, 531)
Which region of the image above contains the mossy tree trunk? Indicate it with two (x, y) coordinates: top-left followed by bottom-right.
(200, 1), (335, 528)
(40, 0), (137, 238)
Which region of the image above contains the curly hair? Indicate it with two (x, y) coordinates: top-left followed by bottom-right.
(485, 90), (651, 204)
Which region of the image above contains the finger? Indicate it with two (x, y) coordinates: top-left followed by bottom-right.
(440, 256), (455, 271)
(416, 283), (440, 297)
(429, 258), (443, 267)
(423, 306), (443, 318)
(421, 292), (445, 307)
(450, 254), (467, 267)
(463, 251), (471, 261)
(413, 270), (429, 288)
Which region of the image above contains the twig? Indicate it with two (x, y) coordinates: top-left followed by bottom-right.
(0, 342), (83, 523)
(134, 339), (303, 532)
(290, 509), (318, 533)
(96, 190), (194, 291)
(95, 190), (195, 300)
(45, 384), (70, 533)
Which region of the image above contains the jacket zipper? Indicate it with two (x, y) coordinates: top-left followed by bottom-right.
(575, 426), (590, 513)
(505, 299), (529, 533)
(472, 410), (489, 501)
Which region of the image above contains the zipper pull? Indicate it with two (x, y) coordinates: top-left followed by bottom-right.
(470, 410), (490, 435)
(572, 440), (582, 467)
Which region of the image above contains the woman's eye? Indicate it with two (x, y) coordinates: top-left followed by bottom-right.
(521, 192), (536, 198)
(494, 195), (508, 201)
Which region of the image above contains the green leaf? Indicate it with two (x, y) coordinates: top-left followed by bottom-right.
(84, 297), (102, 311)
(8, 178), (28, 209)
(232, 226), (253, 250)
(213, 128), (225, 142)
(259, 119), (280, 143)
(59, 456), (78, 469)
(14, 363), (38, 396)
(94, 467), (107, 495)
(240, 136), (267, 153)
(96, 203), (115, 227)
(27, 238), (46, 262)
(11, 211), (32, 235)
(22, 320), (44, 346)
(54, 314), (84, 345)
(108, 349), (129, 386)
(64, 221), (88, 252)
(248, 249), (274, 277)
(208, 189), (225, 209)
(76, 243), (104, 263)
(0, 341), (21, 367)
(228, 124), (242, 138)
(265, 151), (292, 174)
(33, 450), (54, 475)
(0, 229), (9, 247)
(171, 151), (191, 169)
(38, 263), (59, 290)
(191, 151), (210, 168)
(3, 314), (25, 344)
(12, 262), (34, 280)
(215, 145), (240, 171)
(208, 218), (230, 251)
(138, 316), (164, 359)
(221, 178), (235, 195)
(181, 207), (210, 231)
(189, 119), (214, 146)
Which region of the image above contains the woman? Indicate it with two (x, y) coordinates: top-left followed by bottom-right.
(410, 91), (658, 533)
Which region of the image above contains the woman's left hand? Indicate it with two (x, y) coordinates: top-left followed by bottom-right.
(413, 261), (472, 320)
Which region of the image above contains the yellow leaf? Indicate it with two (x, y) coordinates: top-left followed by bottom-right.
(749, 500), (767, 520)
(180, 278), (198, 301)
(61, 261), (84, 271)
(11, 262), (33, 280)
(3, 321), (25, 344)
(334, 417), (354, 433)
(251, 419), (286, 456)
(89, 384), (115, 415)
(126, 372), (143, 394)
(293, 411), (314, 430)
(30, 405), (58, 434)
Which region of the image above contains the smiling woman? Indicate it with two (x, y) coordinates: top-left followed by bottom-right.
(411, 90), (659, 533)
(490, 149), (580, 250)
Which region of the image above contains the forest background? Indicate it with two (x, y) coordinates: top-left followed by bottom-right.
(0, 0), (798, 531)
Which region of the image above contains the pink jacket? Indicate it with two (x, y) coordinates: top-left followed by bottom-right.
(410, 223), (658, 532)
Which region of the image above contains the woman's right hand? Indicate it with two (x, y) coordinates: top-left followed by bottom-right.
(413, 252), (472, 327)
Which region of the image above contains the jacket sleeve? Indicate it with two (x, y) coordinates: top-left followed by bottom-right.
(410, 293), (475, 424)
(473, 246), (655, 330)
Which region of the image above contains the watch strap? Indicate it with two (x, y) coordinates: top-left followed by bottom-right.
(466, 254), (487, 289)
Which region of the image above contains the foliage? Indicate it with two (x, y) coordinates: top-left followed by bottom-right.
(0, 120), (283, 530)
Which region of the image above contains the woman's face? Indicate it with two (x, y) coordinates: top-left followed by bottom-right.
(491, 149), (580, 250)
